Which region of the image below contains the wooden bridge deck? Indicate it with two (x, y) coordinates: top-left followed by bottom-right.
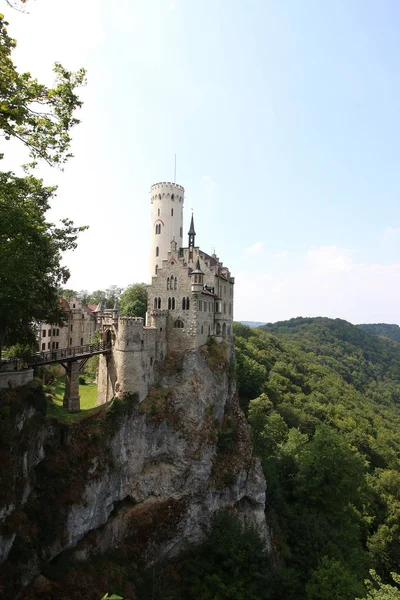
(27, 341), (111, 367)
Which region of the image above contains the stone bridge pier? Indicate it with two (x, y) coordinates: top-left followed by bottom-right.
(63, 361), (80, 412)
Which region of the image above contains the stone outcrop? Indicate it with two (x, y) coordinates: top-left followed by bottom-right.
(0, 342), (268, 598)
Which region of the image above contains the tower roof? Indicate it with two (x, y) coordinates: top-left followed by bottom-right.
(188, 214), (196, 236)
(191, 257), (204, 275)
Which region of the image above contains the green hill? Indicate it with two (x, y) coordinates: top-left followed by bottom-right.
(357, 322), (400, 345)
(234, 317), (400, 600)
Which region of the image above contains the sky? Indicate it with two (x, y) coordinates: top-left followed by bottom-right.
(2, 0), (400, 324)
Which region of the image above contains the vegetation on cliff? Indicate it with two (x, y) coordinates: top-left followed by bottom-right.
(234, 317), (400, 599)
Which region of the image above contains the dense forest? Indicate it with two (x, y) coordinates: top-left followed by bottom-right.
(233, 317), (400, 599)
(356, 323), (400, 345)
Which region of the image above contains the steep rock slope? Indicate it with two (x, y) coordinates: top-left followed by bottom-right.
(0, 342), (267, 599)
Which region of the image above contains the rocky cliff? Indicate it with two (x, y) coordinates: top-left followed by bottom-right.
(0, 341), (268, 599)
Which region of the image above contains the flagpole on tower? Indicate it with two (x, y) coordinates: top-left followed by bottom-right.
(174, 154), (177, 183)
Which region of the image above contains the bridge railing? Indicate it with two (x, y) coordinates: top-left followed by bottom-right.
(27, 340), (111, 367)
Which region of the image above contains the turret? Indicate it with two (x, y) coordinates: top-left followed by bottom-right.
(188, 212), (196, 262)
(191, 257), (204, 293)
(149, 182), (185, 280)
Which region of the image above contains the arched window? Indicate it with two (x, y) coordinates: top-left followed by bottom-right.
(156, 246), (159, 257)
(174, 319), (184, 328)
(168, 297), (171, 310)
(208, 325), (211, 335)
(201, 325), (204, 334)
(216, 323), (221, 335)
(186, 297), (190, 310)
(222, 323), (227, 337)
(223, 302), (226, 314)
(227, 324), (231, 336)
(174, 277), (177, 290)
(155, 265), (158, 275)
(171, 208), (174, 216)
(154, 297), (157, 309)
(159, 193), (161, 199)
(167, 277), (170, 290)
(172, 297), (175, 310)
(158, 208), (160, 216)
(182, 297), (186, 310)
(229, 303), (232, 315)
(171, 193), (174, 200)
(158, 297), (161, 309)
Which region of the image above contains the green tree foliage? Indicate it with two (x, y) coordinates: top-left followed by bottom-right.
(85, 286), (123, 309)
(0, 11), (86, 354)
(357, 571), (400, 600)
(0, 173), (85, 355)
(136, 509), (272, 600)
(234, 318), (400, 599)
(357, 324), (400, 345)
(0, 14), (86, 165)
(119, 283), (148, 318)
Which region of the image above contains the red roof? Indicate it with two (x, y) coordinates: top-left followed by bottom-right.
(87, 304), (97, 312)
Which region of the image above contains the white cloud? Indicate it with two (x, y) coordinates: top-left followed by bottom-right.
(234, 245), (400, 324)
(381, 227), (400, 241)
(245, 241), (264, 255)
(201, 175), (216, 189)
(274, 251), (288, 259)
(305, 246), (357, 274)
(169, 1), (176, 9)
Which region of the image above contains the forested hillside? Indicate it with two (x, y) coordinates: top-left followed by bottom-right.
(234, 317), (400, 599)
(357, 323), (400, 345)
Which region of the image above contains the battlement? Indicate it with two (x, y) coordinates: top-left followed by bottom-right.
(118, 316), (144, 325)
(149, 310), (168, 317)
(151, 182), (185, 192)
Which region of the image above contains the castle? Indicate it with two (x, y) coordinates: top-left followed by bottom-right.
(96, 181), (235, 404)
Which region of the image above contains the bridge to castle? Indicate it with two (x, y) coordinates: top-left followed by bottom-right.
(26, 341), (111, 412)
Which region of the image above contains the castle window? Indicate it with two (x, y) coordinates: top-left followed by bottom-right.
(41, 343), (45, 351)
(208, 325), (210, 335)
(48, 342), (51, 349)
(70, 338), (72, 346)
(186, 297), (189, 310)
(171, 208), (173, 216)
(229, 303), (232, 315)
(201, 325), (204, 334)
(52, 341), (55, 349)
(199, 300), (202, 311)
(57, 329), (59, 336)
(180, 227), (182, 238)
(167, 277), (170, 290)
(42, 330), (46, 338)
(70, 324), (73, 331)
(159, 194), (161, 199)
(216, 323), (221, 336)
(171, 194), (174, 200)
(223, 302), (226, 314)
(174, 319), (184, 328)
(227, 325), (231, 336)
(174, 277), (177, 290)
(158, 297), (161, 309)
(158, 208), (160, 216)
(156, 246), (159, 257)
(56, 342), (59, 349)
(182, 297), (186, 310)
(73, 303), (75, 308)
(154, 297), (158, 309)
(168, 297), (171, 310)
(81, 337), (84, 345)
(155, 265), (158, 275)
(172, 297), (175, 310)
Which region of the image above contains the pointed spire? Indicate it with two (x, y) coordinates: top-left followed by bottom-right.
(188, 211), (196, 249)
(195, 257), (201, 271)
(188, 213), (196, 236)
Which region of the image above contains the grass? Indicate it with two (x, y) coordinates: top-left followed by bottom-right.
(46, 375), (108, 424)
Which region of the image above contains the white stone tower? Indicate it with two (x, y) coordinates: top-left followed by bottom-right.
(149, 181), (185, 280)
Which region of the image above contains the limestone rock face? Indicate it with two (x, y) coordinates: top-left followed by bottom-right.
(0, 344), (268, 598)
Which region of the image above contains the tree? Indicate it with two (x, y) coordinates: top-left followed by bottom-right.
(356, 571), (400, 600)
(0, 12), (86, 355)
(86, 286), (123, 309)
(0, 14), (86, 165)
(119, 283), (148, 318)
(306, 556), (364, 600)
(0, 172), (85, 355)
